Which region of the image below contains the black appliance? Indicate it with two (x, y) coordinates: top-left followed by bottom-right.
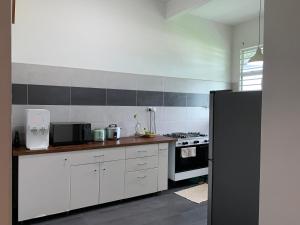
(175, 144), (208, 173)
(50, 123), (92, 146)
(208, 90), (262, 225)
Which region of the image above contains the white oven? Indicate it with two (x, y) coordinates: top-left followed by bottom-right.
(168, 137), (209, 181)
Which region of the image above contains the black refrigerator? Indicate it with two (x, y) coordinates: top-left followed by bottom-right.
(208, 90), (262, 225)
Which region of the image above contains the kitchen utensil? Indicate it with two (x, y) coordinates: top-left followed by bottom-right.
(93, 129), (105, 142)
(106, 124), (121, 140)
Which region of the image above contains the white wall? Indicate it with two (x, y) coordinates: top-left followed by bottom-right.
(12, 63), (231, 142)
(260, 0), (300, 225)
(12, 0), (232, 82)
(231, 17), (264, 89)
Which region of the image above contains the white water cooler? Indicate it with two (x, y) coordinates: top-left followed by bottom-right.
(25, 109), (50, 150)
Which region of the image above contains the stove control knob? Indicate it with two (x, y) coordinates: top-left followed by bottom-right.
(194, 141), (200, 144)
(182, 142), (189, 145)
(204, 140), (209, 143)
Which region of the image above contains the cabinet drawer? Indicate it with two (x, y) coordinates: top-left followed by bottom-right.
(101, 147), (125, 162)
(126, 145), (158, 159)
(126, 156), (158, 172)
(70, 148), (125, 165)
(70, 150), (102, 166)
(159, 143), (168, 150)
(125, 168), (158, 198)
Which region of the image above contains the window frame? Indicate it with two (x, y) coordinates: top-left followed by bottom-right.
(239, 45), (264, 91)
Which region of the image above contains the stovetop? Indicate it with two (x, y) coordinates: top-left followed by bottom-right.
(164, 132), (208, 139)
(164, 132), (209, 147)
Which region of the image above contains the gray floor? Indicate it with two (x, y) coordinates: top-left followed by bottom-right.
(29, 188), (207, 225)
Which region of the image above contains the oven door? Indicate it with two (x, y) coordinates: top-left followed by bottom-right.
(175, 144), (208, 173)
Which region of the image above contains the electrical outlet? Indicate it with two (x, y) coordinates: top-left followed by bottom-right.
(146, 107), (157, 112)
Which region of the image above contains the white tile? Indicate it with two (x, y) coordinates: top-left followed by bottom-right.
(106, 72), (138, 90)
(25, 105), (71, 123)
(186, 120), (209, 134)
(27, 64), (73, 86)
(12, 105), (28, 125)
(163, 77), (189, 93)
(105, 106), (137, 125)
(158, 121), (187, 134)
(69, 106), (107, 124)
(186, 107), (209, 121)
(91, 122), (108, 130)
(188, 79), (230, 94)
(137, 75), (164, 92)
(12, 105), (71, 125)
(12, 63), (29, 84)
(163, 107), (188, 122)
(71, 68), (107, 88)
(209, 81), (231, 91)
(184, 79), (212, 94)
(164, 77), (231, 94)
(117, 122), (136, 137)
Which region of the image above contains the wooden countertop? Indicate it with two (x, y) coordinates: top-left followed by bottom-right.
(12, 135), (177, 156)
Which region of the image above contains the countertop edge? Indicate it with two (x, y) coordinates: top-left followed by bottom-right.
(13, 136), (177, 157)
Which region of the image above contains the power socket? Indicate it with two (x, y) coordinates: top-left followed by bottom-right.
(146, 107), (157, 112)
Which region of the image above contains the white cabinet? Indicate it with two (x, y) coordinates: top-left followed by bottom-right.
(126, 144), (158, 159)
(125, 168), (158, 198)
(18, 143), (169, 222)
(101, 147), (125, 162)
(126, 156), (158, 172)
(100, 160), (125, 204)
(18, 153), (70, 221)
(70, 164), (100, 210)
(158, 149), (168, 191)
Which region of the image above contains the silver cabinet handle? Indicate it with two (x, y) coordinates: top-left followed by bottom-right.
(137, 175), (147, 179)
(94, 155), (104, 158)
(137, 150), (147, 153)
(137, 162), (147, 165)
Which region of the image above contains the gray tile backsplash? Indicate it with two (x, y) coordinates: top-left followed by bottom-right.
(71, 87), (106, 106)
(12, 84), (27, 105)
(28, 85), (71, 105)
(137, 91), (164, 106)
(164, 92), (187, 107)
(187, 93), (209, 107)
(107, 89), (137, 106)
(12, 63), (231, 141)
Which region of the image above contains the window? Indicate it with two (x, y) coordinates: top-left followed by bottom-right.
(240, 46), (263, 91)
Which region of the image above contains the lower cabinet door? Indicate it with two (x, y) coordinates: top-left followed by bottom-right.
(70, 164), (100, 210)
(158, 149), (168, 191)
(100, 160), (125, 204)
(18, 153), (70, 222)
(125, 168), (158, 198)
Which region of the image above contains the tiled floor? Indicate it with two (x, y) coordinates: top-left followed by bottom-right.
(27, 186), (208, 225)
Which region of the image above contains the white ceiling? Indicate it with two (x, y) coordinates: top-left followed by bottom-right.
(162, 0), (264, 25)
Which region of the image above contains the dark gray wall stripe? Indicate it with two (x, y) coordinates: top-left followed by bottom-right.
(187, 93), (209, 107)
(107, 89), (137, 106)
(71, 87), (106, 106)
(12, 84), (209, 107)
(164, 92), (187, 107)
(28, 85), (71, 105)
(12, 84), (27, 105)
(137, 91), (164, 106)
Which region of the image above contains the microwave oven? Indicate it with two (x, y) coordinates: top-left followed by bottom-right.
(50, 123), (92, 146)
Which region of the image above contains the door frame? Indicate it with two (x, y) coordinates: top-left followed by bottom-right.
(0, 0), (12, 225)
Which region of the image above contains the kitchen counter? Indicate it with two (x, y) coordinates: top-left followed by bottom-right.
(12, 135), (176, 156)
